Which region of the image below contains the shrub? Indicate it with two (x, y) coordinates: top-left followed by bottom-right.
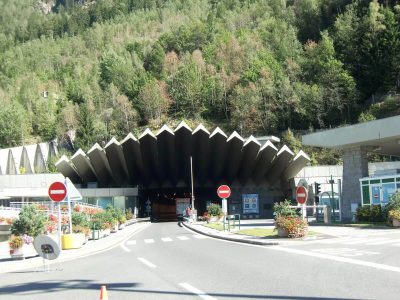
(11, 205), (46, 237)
(72, 212), (89, 227)
(273, 200), (298, 218)
(356, 205), (371, 222)
(125, 208), (133, 220)
(356, 205), (384, 222)
(384, 192), (400, 220)
(388, 209), (400, 221)
(207, 204), (222, 216)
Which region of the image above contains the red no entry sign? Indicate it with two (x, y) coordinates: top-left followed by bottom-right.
(296, 186), (308, 205)
(48, 182), (67, 202)
(217, 185), (231, 199)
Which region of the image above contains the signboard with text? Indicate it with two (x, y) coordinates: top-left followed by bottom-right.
(242, 194), (259, 214)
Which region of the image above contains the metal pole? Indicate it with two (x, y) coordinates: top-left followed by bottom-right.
(190, 156), (195, 212)
(57, 202), (62, 249)
(65, 178), (73, 234)
(330, 175), (335, 222)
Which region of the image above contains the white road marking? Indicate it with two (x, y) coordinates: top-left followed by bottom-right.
(318, 237), (353, 244)
(138, 257), (156, 268)
(177, 236), (189, 240)
(144, 239), (155, 244)
(365, 238), (399, 245)
(271, 246), (400, 273)
(120, 242), (131, 252)
(342, 238), (374, 245)
(127, 240), (136, 245)
(161, 237), (173, 242)
(179, 282), (218, 300)
(193, 234), (207, 239)
(312, 248), (380, 257)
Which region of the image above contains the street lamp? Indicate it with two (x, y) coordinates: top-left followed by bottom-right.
(190, 156), (195, 214)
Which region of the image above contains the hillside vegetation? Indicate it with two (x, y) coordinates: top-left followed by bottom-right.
(0, 0), (399, 164)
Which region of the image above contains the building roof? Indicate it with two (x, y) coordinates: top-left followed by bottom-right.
(56, 124), (310, 188)
(302, 115), (400, 156)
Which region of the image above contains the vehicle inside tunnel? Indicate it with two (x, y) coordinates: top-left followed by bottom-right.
(138, 187), (223, 222)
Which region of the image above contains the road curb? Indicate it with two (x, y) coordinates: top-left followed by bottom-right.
(181, 222), (279, 246)
(0, 220), (151, 274)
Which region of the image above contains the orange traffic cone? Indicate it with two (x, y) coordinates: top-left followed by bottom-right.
(100, 285), (108, 300)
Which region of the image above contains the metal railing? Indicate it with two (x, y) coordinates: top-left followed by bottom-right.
(223, 214), (241, 231)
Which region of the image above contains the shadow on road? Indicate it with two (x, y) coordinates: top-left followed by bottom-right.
(0, 279), (364, 299)
(0, 279), (139, 295)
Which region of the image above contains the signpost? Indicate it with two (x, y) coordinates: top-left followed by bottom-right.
(48, 182), (67, 248)
(296, 186), (308, 219)
(217, 185), (231, 230)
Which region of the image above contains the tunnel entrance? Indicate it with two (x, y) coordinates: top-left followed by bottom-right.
(138, 187), (221, 222)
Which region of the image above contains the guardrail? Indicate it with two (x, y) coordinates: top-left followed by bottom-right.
(223, 214), (241, 231)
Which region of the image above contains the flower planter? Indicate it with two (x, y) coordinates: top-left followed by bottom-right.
(102, 229), (111, 237)
(277, 227), (289, 237)
(111, 224), (118, 233)
(9, 243), (37, 260)
(118, 223), (125, 230)
(61, 233), (85, 250)
(90, 230), (101, 240)
(393, 219), (400, 227)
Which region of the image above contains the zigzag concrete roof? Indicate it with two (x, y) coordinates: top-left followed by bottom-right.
(0, 142), (58, 175)
(56, 123), (310, 188)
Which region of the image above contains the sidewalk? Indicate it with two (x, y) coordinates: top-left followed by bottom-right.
(182, 219), (398, 246)
(0, 219), (150, 274)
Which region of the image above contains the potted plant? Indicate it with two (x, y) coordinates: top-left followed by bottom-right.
(273, 200), (308, 238)
(207, 204), (223, 222)
(9, 234), (34, 259)
(388, 209), (400, 227)
(275, 215), (308, 238)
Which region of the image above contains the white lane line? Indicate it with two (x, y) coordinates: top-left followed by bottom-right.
(342, 238), (373, 245)
(144, 239), (155, 244)
(179, 282), (217, 300)
(127, 240), (137, 245)
(161, 237), (172, 242)
(177, 236), (189, 241)
(271, 246), (400, 273)
(137, 257), (156, 268)
(365, 238), (400, 245)
(318, 237), (353, 244)
(193, 234), (207, 239)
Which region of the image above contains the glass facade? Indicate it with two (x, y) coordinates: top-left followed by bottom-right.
(360, 175), (400, 206)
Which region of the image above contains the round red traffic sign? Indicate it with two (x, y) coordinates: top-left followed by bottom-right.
(217, 185), (231, 199)
(296, 186), (308, 204)
(48, 182), (67, 202)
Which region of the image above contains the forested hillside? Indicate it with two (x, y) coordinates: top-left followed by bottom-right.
(0, 0), (399, 164)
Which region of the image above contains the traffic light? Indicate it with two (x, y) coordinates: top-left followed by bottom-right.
(315, 182), (321, 195)
(314, 182), (321, 204)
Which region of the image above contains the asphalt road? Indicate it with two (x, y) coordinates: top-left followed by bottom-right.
(1, 223), (400, 300)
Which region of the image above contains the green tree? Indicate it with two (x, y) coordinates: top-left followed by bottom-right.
(0, 101), (30, 147)
(75, 100), (96, 151)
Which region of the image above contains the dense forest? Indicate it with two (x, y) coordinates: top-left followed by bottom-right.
(0, 0), (399, 164)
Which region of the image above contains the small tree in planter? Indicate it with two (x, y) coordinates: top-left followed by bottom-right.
(11, 205), (46, 237)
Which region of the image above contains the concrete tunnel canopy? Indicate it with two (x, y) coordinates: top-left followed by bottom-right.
(56, 122), (310, 188)
(302, 115), (400, 156)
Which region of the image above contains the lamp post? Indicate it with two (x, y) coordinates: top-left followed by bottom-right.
(190, 156), (195, 215)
